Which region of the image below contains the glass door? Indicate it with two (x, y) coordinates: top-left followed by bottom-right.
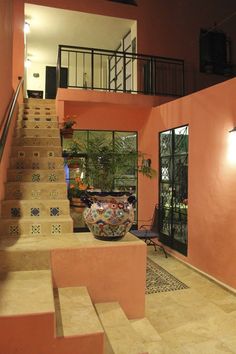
(159, 125), (188, 255)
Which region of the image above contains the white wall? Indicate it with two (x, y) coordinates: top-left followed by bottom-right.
(25, 62), (46, 98)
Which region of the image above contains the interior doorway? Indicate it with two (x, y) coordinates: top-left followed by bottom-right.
(45, 66), (68, 99)
(158, 125), (188, 255)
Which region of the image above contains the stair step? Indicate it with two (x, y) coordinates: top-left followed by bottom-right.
(9, 157), (64, 169)
(17, 121), (58, 129)
(95, 302), (147, 354)
(130, 318), (162, 343)
(14, 128), (60, 138)
(0, 270), (54, 316)
(56, 286), (104, 337)
(24, 98), (55, 105)
(7, 169), (65, 182)
(11, 146), (62, 158)
(18, 115), (58, 122)
(12, 137), (61, 147)
(5, 182), (67, 199)
(1, 199), (70, 218)
(0, 217), (73, 237)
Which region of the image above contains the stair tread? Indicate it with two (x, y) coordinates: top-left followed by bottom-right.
(0, 270), (54, 316)
(95, 302), (146, 354)
(58, 286), (104, 337)
(130, 318), (162, 343)
(1, 216), (72, 222)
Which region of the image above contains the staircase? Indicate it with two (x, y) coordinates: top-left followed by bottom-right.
(0, 99), (160, 354)
(0, 98), (73, 237)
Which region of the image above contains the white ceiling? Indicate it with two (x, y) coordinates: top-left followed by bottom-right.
(25, 3), (135, 66)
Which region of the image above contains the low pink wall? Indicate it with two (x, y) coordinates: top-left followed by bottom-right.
(139, 77), (236, 289)
(51, 241), (147, 319)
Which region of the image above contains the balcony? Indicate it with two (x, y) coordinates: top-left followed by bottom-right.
(56, 45), (184, 97)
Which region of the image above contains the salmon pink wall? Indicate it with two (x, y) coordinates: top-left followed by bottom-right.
(15, 0), (236, 94)
(0, 0), (13, 125)
(139, 78), (236, 289)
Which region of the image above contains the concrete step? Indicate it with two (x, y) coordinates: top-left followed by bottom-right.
(23, 98), (55, 105)
(17, 120), (58, 129)
(14, 128), (60, 138)
(0, 269), (54, 316)
(9, 157), (64, 170)
(0, 216), (73, 237)
(1, 199), (70, 218)
(10, 146), (62, 158)
(12, 136), (61, 147)
(19, 114), (57, 121)
(130, 318), (162, 354)
(95, 302), (148, 354)
(0, 269), (55, 353)
(19, 106), (56, 113)
(7, 169), (65, 182)
(56, 286), (104, 337)
(5, 181), (67, 200)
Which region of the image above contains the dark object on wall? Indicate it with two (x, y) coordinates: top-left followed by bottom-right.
(27, 90), (43, 99)
(199, 28), (232, 75)
(108, 0), (137, 5)
(45, 66), (68, 99)
(33, 73), (40, 78)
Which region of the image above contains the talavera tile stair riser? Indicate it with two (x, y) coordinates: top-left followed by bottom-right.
(1, 200), (70, 218)
(18, 115), (58, 122)
(14, 128), (60, 138)
(17, 121), (59, 129)
(7, 169), (65, 182)
(10, 157), (64, 169)
(13, 137), (61, 146)
(0, 218), (73, 237)
(5, 182), (67, 200)
(10, 146), (62, 158)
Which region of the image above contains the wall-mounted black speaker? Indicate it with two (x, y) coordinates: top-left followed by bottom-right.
(200, 28), (230, 75)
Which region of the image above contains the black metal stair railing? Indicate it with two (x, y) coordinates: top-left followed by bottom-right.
(57, 45), (184, 97)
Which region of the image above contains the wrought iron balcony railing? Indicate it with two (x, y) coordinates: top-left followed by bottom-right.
(57, 45), (184, 97)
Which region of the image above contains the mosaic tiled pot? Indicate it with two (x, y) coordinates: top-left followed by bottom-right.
(82, 192), (136, 240)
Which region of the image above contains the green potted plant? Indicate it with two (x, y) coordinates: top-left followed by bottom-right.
(60, 115), (77, 138)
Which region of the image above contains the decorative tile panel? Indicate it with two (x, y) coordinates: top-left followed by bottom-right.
(48, 162), (56, 169)
(9, 225), (19, 236)
(11, 208), (21, 217)
(16, 161), (24, 169)
(14, 190), (22, 199)
(31, 208), (40, 217)
(51, 224), (61, 235)
(31, 224), (41, 235)
(17, 151), (25, 158)
(50, 207), (60, 216)
(32, 162), (39, 170)
(32, 173), (40, 182)
(48, 173), (58, 182)
(16, 173), (23, 181)
(32, 190), (41, 199)
(50, 190), (59, 199)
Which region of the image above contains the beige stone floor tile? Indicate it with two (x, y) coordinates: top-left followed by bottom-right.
(221, 335), (236, 353)
(181, 339), (234, 354)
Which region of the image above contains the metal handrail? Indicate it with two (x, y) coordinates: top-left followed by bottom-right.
(0, 76), (24, 162)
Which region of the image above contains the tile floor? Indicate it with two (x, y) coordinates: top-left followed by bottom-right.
(145, 247), (236, 354)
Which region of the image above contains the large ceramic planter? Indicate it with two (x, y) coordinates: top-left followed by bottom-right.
(82, 192), (136, 240)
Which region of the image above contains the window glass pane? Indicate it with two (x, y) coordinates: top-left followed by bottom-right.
(160, 130), (172, 156)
